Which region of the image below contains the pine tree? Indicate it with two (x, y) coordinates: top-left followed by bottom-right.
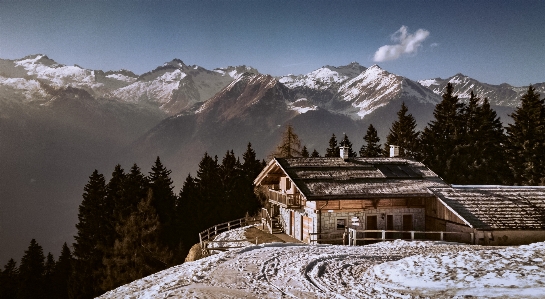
(311, 149), (320, 157)
(43, 252), (56, 299)
(0, 259), (18, 299)
(301, 146), (309, 158)
(193, 153), (222, 231)
(219, 150), (241, 222)
(119, 164), (149, 221)
(18, 239), (45, 299)
(360, 124), (382, 157)
(238, 145), (263, 217)
(471, 98), (511, 184)
(102, 165), (126, 266)
(53, 243), (72, 299)
(420, 83), (466, 182)
(340, 134), (357, 157)
(102, 189), (172, 291)
(325, 134), (339, 157)
(148, 157), (178, 250)
(71, 170), (108, 298)
(271, 124), (302, 158)
(506, 85), (545, 185)
(384, 102), (420, 158)
(242, 143), (264, 181)
(177, 174), (200, 249)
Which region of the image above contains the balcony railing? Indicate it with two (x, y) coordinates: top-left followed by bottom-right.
(268, 189), (302, 208)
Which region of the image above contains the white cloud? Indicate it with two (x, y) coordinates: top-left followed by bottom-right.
(373, 26), (430, 62)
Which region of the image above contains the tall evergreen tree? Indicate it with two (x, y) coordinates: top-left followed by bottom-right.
(193, 153), (222, 231)
(53, 243), (72, 299)
(325, 134), (339, 157)
(242, 143), (264, 181)
(148, 157), (178, 250)
(102, 190), (172, 291)
(311, 149), (320, 157)
(18, 239), (45, 299)
(71, 170), (108, 299)
(471, 98), (511, 184)
(102, 165), (126, 265)
(177, 174), (200, 249)
(271, 124), (302, 158)
(0, 259), (18, 299)
(384, 102), (420, 158)
(301, 146), (309, 158)
(506, 85), (545, 185)
(340, 134), (357, 157)
(119, 164), (149, 221)
(420, 83), (466, 182)
(43, 252), (56, 299)
(360, 124), (382, 157)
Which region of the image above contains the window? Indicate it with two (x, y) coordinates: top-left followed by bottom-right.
(336, 219), (346, 230)
(285, 177), (291, 191)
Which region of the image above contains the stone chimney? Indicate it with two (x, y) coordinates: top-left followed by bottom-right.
(340, 146), (349, 161)
(389, 145), (399, 157)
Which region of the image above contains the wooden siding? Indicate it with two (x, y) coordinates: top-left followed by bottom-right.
(312, 198), (427, 212)
(425, 197), (467, 226)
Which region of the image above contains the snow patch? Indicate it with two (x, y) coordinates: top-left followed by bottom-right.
(99, 239), (545, 298)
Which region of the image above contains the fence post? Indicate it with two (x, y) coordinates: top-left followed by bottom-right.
(411, 231), (414, 240)
(215, 226), (217, 236)
(382, 230), (385, 240)
(353, 229), (357, 246)
(440, 231), (444, 241)
(470, 232), (475, 245)
(228, 222), (231, 231)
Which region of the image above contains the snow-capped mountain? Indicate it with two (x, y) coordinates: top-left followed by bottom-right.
(419, 74), (545, 107)
(279, 62), (366, 90)
(0, 55), (256, 116)
(335, 65), (440, 118)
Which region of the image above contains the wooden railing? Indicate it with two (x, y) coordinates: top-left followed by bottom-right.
(310, 229), (475, 245)
(199, 217), (261, 252)
(268, 190), (302, 208)
(346, 228), (475, 245)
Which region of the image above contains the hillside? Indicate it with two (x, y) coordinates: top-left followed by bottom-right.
(99, 227), (545, 298)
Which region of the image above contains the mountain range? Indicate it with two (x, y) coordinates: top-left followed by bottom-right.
(1, 54), (543, 264)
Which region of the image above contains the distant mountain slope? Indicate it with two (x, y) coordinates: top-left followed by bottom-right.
(419, 74), (545, 107)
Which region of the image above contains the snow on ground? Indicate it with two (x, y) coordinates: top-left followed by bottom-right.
(99, 228), (545, 299)
(207, 226), (259, 253)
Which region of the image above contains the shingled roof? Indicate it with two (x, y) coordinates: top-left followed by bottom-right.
(431, 186), (545, 230)
(254, 157), (448, 200)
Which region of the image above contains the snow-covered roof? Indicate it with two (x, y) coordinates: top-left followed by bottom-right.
(431, 186), (545, 230)
(255, 157), (448, 200)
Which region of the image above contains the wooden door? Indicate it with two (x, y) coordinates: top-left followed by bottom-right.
(402, 214), (413, 239)
(366, 215), (378, 239)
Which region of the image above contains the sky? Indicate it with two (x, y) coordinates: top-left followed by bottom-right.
(1, 0), (544, 86)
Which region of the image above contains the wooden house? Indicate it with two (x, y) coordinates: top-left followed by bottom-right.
(254, 151), (449, 243)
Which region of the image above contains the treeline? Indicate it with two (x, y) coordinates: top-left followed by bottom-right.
(278, 84), (545, 186)
(0, 144), (264, 298)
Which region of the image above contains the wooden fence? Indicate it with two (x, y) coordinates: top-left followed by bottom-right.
(199, 217), (261, 256)
(346, 228), (475, 245)
(309, 229), (474, 245)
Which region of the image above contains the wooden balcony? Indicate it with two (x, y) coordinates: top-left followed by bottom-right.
(268, 189), (303, 208)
